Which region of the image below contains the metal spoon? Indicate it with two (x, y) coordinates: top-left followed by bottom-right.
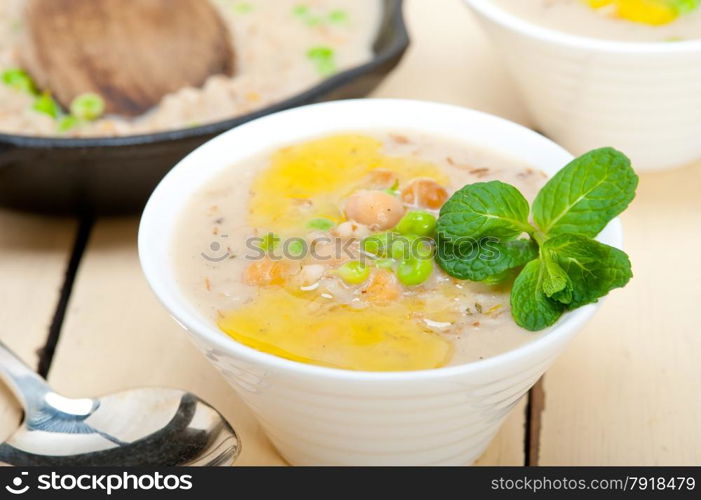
(0, 341), (240, 466)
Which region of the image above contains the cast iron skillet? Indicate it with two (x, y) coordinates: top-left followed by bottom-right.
(0, 0), (408, 214)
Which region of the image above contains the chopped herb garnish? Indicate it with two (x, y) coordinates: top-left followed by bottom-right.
(435, 148), (638, 331)
(293, 5), (310, 17)
(328, 9), (348, 23)
(307, 46), (337, 76)
(33, 93), (60, 118)
(233, 2), (254, 14)
(307, 46), (334, 59)
(383, 179), (400, 196)
(294, 5), (346, 27)
(1, 68), (37, 95)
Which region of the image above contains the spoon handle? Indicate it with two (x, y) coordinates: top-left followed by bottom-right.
(0, 340), (53, 412)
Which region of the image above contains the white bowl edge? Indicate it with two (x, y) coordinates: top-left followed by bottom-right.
(463, 0), (701, 54)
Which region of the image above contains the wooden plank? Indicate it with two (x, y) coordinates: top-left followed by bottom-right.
(474, 400), (528, 466)
(374, 0), (531, 127)
(48, 219), (285, 465)
(0, 211), (76, 442)
(537, 160), (701, 465)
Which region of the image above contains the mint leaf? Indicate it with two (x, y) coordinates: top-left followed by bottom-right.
(481, 267), (520, 287)
(533, 148), (638, 238)
(437, 181), (532, 242)
(436, 237), (537, 282)
(511, 259), (565, 331)
(541, 252), (573, 303)
(543, 234), (632, 309)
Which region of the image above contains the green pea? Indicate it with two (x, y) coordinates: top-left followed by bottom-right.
(389, 235), (412, 260)
(307, 218), (335, 231)
(260, 233), (280, 251)
(337, 261), (370, 285)
(389, 234), (433, 260)
(395, 211), (437, 237)
(374, 258), (395, 270)
(287, 239), (305, 258)
(396, 258), (433, 286)
(70, 93), (105, 121)
(328, 10), (348, 23)
(361, 232), (392, 258)
(414, 238), (435, 260)
(1, 69), (37, 95)
(33, 93), (60, 118)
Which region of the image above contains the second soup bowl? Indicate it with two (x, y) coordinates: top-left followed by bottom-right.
(139, 99), (622, 465)
(464, 0), (701, 171)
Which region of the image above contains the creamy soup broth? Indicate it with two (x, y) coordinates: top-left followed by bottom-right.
(174, 132), (549, 371)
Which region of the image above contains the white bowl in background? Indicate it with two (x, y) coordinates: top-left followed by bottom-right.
(139, 99), (622, 465)
(464, 0), (701, 171)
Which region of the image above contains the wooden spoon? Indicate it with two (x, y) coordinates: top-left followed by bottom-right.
(20, 0), (235, 117)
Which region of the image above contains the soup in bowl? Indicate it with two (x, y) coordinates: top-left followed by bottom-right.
(139, 99), (628, 465)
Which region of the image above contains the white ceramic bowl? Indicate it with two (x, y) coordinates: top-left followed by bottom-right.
(464, 0), (701, 171)
(139, 99), (622, 466)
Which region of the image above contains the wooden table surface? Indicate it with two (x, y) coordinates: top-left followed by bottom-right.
(1, 0), (699, 466)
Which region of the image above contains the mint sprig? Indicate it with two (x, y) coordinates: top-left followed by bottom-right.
(435, 147), (638, 331)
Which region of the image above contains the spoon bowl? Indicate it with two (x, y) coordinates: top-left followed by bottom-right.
(0, 342), (239, 466)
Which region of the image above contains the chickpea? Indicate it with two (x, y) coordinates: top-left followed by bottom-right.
(243, 258), (301, 286)
(366, 169), (398, 189)
(345, 190), (405, 230)
(332, 221), (371, 240)
(401, 178), (448, 210)
(362, 269), (401, 305)
(294, 264), (326, 288)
